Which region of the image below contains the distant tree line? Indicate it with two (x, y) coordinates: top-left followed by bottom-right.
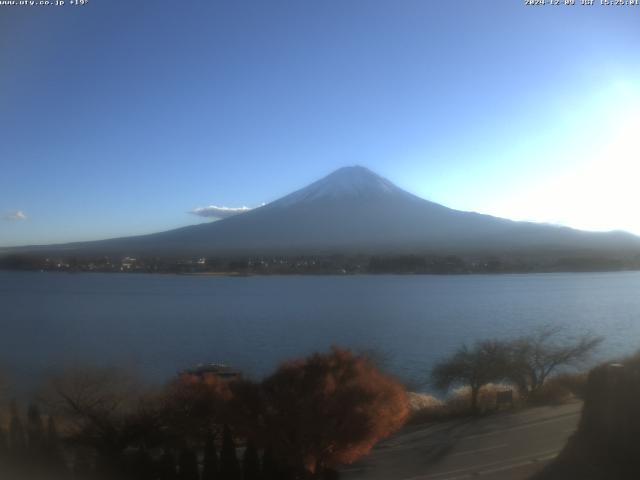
(3, 252), (640, 275)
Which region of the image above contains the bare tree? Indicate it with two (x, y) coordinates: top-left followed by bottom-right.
(505, 326), (602, 398)
(431, 340), (509, 413)
(42, 366), (158, 471)
(46, 367), (138, 428)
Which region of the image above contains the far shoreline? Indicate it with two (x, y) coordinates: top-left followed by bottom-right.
(3, 268), (640, 277)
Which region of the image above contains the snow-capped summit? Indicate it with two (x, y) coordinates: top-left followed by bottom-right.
(273, 166), (402, 205)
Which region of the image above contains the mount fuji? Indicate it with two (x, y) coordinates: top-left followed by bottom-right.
(7, 166), (640, 257)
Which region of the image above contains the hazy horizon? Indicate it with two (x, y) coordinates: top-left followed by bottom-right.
(2, 1), (640, 247)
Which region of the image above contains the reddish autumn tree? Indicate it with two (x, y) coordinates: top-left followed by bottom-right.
(259, 347), (409, 477)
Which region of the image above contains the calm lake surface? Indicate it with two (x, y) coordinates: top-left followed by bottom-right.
(1, 271), (639, 390)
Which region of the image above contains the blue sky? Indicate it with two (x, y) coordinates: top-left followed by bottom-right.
(1, 0), (639, 246)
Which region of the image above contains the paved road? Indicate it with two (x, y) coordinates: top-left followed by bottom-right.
(341, 402), (582, 480)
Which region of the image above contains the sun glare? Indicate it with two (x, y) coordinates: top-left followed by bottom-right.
(493, 83), (640, 234)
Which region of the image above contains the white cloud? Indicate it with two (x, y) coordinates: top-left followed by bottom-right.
(3, 210), (27, 221)
(190, 205), (252, 219)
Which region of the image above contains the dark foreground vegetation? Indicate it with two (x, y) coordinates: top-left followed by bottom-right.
(533, 352), (640, 480)
(2, 329), (637, 480)
(2, 252), (640, 275)
(0, 348), (408, 480)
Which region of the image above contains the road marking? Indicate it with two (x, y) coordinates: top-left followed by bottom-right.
(380, 441), (446, 453)
(381, 407), (581, 450)
(448, 443), (508, 458)
(383, 413), (576, 453)
(402, 448), (560, 480)
(387, 420), (471, 445)
(462, 413), (579, 440)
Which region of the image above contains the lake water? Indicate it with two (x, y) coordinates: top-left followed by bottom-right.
(1, 271), (639, 391)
